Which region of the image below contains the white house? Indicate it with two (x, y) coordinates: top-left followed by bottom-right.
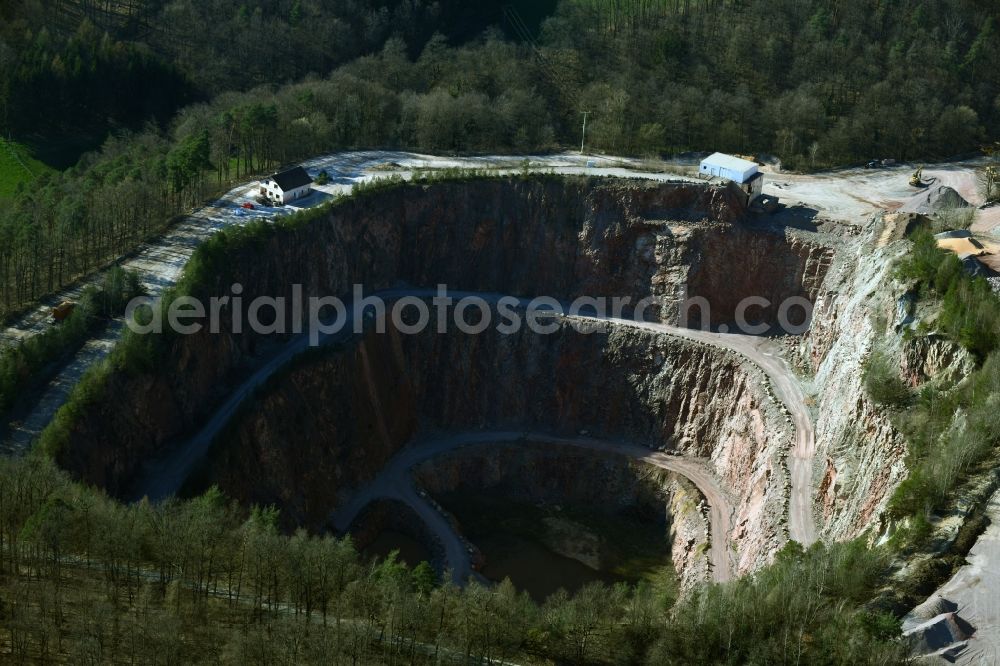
(260, 166), (313, 204)
(699, 152), (764, 204)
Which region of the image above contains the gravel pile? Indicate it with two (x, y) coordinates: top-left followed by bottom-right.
(902, 185), (971, 214)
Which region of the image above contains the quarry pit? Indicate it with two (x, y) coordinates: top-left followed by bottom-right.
(51, 175), (850, 594)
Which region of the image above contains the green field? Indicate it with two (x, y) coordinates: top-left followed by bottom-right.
(0, 138), (54, 198)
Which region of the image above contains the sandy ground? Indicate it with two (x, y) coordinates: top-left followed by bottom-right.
(763, 159), (999, 232)
(975, 240), (1000, 274)
(937, 237), (988, 256)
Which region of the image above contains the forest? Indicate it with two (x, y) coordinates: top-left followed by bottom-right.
(0, 454), (906, 664)
(1, 0), (998, 321)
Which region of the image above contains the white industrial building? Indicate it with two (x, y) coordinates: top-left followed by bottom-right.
(699, 153), (764, 205)
(260, 166), (313, 204)
(699, 152), (759, 182)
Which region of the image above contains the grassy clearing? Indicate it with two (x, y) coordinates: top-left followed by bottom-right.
(0, 138), (53, 198)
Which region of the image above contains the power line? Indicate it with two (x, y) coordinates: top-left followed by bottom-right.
(502, 4), (579, 108)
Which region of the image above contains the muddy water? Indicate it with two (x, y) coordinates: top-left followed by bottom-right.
(361, 530), (432, 568)
(475, 532), (626, 603)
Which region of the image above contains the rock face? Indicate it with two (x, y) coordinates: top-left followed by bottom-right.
(684, 228), (833, 327)
(57, 177), (829, 502)
(803, 226), (910, 540)
(802, 211), (977, 543)
(411, 443), (712, 589)
(204, 315), (791, 575)
(901, 335), (976, 387)
(902, 611), (974, 659)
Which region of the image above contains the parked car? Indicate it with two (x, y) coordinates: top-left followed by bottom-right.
(865, 160), (881, 169)
(241, 202), (255, 210)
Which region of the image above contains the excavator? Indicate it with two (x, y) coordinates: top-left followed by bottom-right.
(909, 166), (926, 188)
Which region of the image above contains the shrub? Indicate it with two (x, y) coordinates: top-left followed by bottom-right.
(858, 611), (903, 641)
(897, 230), (1000, 359)
(38, 358), (112, 459)
(649, 541), (905, 664)
(934, 206), (975, 232)
(862, 350), (911, 407)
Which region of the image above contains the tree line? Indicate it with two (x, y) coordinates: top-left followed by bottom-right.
(5, 0), (998, 162)
(0, 19), (192, 138)
(3, 0), (999, 321)
(0, 0), (548, 135)
(0, 454), (906, 664)
(0, 132), (203, 320)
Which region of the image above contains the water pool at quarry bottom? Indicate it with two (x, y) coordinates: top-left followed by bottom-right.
(474, 532), (628, 603)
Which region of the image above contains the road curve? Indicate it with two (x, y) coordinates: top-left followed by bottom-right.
(330, 430), (736, 585)
(591, 315), (818, 546)
(130, 310), (365, 502)
(0, 152), (653, 351)
(2, 150), (818, 556)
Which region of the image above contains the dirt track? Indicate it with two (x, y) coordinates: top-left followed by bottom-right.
(4, 153), (828, 585)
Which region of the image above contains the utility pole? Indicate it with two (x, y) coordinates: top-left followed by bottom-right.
(580, 111), (591, 155)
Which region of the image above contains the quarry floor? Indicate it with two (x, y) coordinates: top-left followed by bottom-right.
(330, 430), (734, 585)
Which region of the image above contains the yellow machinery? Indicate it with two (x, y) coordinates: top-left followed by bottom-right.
(909, 166), (925, 187)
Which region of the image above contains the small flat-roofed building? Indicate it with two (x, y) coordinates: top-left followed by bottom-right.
(699, 152), (764, 205)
